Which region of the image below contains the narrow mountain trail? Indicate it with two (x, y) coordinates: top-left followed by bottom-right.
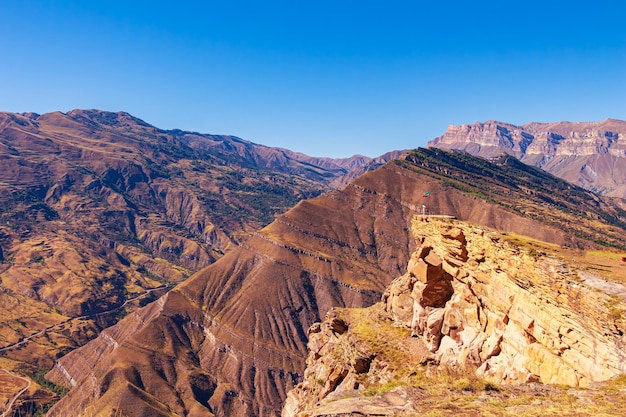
(0, 369), (31, 417)
(0, 285), (170, 353)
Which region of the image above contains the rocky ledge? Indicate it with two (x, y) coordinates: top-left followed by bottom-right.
(283, 218), (626, 416)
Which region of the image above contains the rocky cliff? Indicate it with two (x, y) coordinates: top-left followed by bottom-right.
(283, 218), (626, 416)
(45, 149), (626, 417)
(429, 119), (626, 198)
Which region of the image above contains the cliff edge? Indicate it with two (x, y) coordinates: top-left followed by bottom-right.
(429, 119), (626, 198)
(284, 218), (626, 416)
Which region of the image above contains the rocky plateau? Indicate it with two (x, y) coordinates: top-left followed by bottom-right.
(429, 119), (626, 198)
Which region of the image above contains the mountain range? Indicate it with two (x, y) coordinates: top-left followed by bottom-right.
(0, 109), (402, 415)
(0, 111), (624, 416)
(46, 148), (626, 416)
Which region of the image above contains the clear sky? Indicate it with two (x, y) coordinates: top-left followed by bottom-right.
(1, 1), (624, 157)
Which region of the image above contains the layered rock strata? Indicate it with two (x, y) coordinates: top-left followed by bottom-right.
(385, 218), (626, 387)
(429, 119), (626, 197)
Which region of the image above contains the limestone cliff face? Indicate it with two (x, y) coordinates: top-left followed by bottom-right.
(429, 119), (626, 197)
(432, 119), (626, 159)
(283, 218), (626, 416)
(432, 121), (532, 157)
(385, 218), (626, 387)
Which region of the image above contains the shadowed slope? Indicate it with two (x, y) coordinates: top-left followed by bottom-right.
(46, 149), (626, 416)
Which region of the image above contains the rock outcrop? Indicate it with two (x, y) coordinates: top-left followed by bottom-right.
(385, 218), (626, 387)
(429, 119), (626, 198)
(283, 218), (626, 416)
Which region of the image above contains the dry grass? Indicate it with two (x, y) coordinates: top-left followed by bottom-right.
(339, 305), (419, 374)
(580, 250), (626, 282)
(358, 371), (626, 416)
(0, 370), (29, 405)
(502, 231), (626, 283)
(325, 303), (626, 416)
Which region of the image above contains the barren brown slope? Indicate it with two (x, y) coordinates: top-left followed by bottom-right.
(429, 118), (626, 198)
(0, 109), (384, 414)
(46, 149), (626, 417)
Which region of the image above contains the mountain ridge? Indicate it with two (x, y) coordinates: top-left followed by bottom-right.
(0, 108), (403, 414)
(14, 109), (393, 175)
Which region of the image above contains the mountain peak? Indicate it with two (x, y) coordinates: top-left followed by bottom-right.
(65, 108), (153, 128)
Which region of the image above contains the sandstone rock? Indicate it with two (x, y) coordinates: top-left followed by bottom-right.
(291, 386), (424, 416)
(384, 218), (626, 387)
(285, 218), (626, 416)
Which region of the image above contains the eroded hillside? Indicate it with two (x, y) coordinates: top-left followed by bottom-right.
(0, 109), (388, 414)
(45, 149), (626, 417)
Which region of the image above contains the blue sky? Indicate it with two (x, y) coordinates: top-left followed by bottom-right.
(1, 1), (624, 157)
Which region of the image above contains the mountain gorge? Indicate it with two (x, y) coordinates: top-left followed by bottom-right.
(44, 148), (626, 416)
(429, 119), (626, 198)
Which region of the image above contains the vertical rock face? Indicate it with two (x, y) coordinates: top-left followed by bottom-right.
(384, 218), (626, 387)
(429, 119), (626, 197)
(284, 218), (626, 417)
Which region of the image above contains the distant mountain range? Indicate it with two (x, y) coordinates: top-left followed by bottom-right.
(429, 119), (626, 198)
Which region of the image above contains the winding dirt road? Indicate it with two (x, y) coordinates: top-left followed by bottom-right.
(0, 284), (170, 353)
(0, 369), (31, 417)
